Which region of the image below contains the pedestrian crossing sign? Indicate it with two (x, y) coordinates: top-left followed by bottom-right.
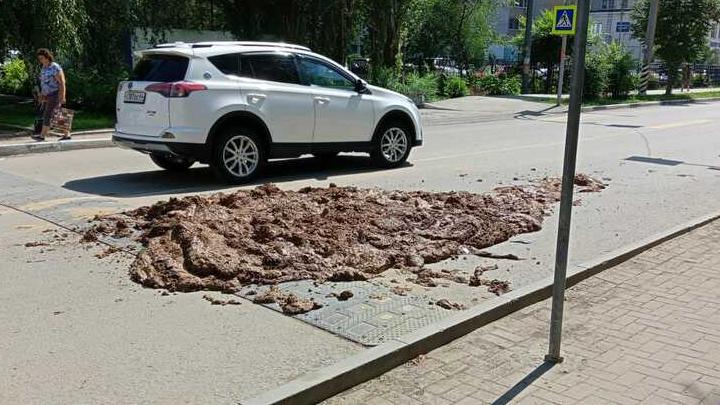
(552, 5), (577, 35)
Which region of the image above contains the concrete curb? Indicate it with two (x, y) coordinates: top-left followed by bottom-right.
(0, 126), (114, 139)
(243, 211), (720, 405)
(507, 95), (720, 114)
(580, 96), (720, 112)
(0, 138), (113, 157)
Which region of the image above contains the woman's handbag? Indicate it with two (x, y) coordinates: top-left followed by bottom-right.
(50, 107), (75, 134)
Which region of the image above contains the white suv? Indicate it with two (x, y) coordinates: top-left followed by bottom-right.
(114, 41), (423, 183)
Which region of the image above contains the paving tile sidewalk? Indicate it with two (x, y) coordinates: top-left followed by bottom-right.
(325, 220), (720, 405)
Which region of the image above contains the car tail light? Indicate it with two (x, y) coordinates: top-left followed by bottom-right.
(145, 82), (207, 97)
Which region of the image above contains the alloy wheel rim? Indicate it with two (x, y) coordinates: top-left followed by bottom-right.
(380, 127), (408, 163)
(223, 135), (259, 177)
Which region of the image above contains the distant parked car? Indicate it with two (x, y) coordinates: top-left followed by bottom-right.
(114, 42), (423, 184)
(426, 57), (465, 75)
(349, 57), (369, 78)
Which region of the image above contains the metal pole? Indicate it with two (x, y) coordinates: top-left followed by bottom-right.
(522, 0), (536, 94)
(639, 0), (660, 95)
(557, 36), (568, 106)
(545, 0), (591, 364)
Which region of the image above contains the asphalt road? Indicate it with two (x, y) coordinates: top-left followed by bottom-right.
(1, 97), (719, 404)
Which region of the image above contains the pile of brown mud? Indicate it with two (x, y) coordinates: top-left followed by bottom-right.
(85, 175), (605, 299)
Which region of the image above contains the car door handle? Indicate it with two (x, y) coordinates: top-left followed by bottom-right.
(247, 93), (266, 103)
(313, 97), (330, 104)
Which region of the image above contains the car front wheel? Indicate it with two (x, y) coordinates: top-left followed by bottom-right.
(212, 127), (266, 184)
(150, 153), (195, 171)
(370, 123), (412, 168)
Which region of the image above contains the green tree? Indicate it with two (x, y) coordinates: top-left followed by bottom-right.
(363, 0), (415, 74)
(0, 0), (88, 64)
(513, 10), (563, 93)
(632, 0), (720, 95)
(217, 0), (361, 64)
(405, 0), (501, 69)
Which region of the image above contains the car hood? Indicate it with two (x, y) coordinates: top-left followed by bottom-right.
(366, 84), (410, 102)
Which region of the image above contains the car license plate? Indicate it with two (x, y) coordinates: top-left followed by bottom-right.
(124, 90), (146, 104)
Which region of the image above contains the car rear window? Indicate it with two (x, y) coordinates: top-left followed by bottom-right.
(131, 54), (189, 82)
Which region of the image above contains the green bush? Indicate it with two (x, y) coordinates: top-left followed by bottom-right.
(583, 50), (609, 100)
(0, 58), (30, 95)
(65, 68), (127, 113)
(405, 72), (438, 101)
(370, 66), (404, 92)
(445, 76), (468, 98)
(370, 68), (440, 103)
(647, 75), (661, 90)
(602, 42), (638, 98)
(692, 73), (709, 88)
(471, 74), (521, 96)
(437, 73), (448, 97)
(580, 42), (639, 100)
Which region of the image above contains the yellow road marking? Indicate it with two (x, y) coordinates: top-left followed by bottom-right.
(19, 196), (109, 211)
(648, 119), (712, 130)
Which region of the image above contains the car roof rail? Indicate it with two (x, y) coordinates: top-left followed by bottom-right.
(153, 42), (191, 49)
(190, 41), (311, 51)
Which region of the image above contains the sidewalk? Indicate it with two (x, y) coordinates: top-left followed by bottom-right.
(0, 131), (112, 157)
(325, 220), (720, 405)
(522, 86), (720, 100)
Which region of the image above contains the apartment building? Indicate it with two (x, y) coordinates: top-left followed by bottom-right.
(589, 0), (643, 59)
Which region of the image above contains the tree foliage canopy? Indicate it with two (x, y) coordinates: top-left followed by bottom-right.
(405, 0), (501, 68)
(632, 0), (720, 92)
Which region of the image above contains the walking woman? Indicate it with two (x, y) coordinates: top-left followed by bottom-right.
(31, 48), (70, 141)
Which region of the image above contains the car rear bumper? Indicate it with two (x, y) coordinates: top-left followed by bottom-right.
(113, 132), (211, 162)
(113, 134), (175, 154)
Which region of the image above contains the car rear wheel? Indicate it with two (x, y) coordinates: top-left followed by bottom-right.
(150, 153), (195, 171)
(370, 122), (412, 168)
(212, 126), (266, 184)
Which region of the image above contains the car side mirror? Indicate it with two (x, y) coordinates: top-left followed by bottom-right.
(355, 79), (369, 94)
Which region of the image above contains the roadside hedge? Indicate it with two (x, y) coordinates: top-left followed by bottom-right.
(0, 58), (29, 95)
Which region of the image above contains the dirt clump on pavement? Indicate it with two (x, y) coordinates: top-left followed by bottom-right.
(202, 294), (242, 306)
(84, 176), (604, 300)
(469, 264), (499, 287)
(573, 174), (607, 192)
(331, 290), (354, 301)
(252, 286), (322, 314)
(482, 279), (512, 296)
(24, 241), (50, 248)
(435, 299), (466, 310)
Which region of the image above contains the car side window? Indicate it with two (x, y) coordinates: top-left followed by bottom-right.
(241, 53), (300, 85)
(208, 53), (241, 76)
(298, 58), (355, 90)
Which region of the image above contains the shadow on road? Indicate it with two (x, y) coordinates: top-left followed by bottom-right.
(62, 155), (410, 198)
(491, 361), (556, 405)
(626, 155), (720, 170)
(513, 105), (562, 119)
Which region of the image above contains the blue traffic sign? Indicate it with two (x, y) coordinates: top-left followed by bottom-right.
(552, 5), (577, 35)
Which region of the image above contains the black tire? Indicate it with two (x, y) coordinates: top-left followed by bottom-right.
(150, 153), (194, 171)
(211, 125), (266, 184)
(370, 120), (412, 168)
(312, 152), (339, 161)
